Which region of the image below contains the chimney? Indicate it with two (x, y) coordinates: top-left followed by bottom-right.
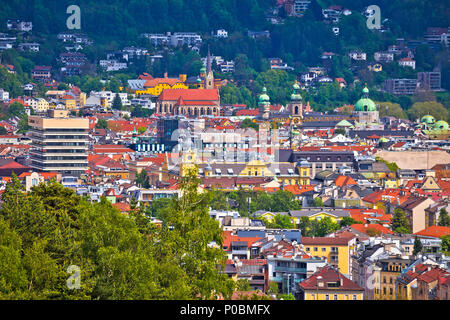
(164, 71), (168, 78)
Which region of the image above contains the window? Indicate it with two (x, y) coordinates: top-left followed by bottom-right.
(334, 294), (338, 300)
(353, 295), (357, 300)
(325, 294), (329, 300)
(314, 247), (318, 252)
(322, 248), (326, 252)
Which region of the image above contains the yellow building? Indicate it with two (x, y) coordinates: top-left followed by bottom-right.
(290, 209), (350, 225)
(383, 178), (401, 189)
(35, 98), (50, 113)
(62, 96), (77, 110)
(135, 74), (188, 96)
(298, 266), (364, 300)
(374, 258), (412, 300)
(301, 235), (356, 278)
(180, 150), (311, 187)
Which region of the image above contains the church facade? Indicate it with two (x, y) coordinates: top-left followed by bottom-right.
(155, 48), (220, 117)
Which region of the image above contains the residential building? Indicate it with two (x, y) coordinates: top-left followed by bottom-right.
(348, 51), (367, 61)
(32, 66), (52, 83)
(374, 51), (394, 63)
(417, 72), (441, 91)
(398, 58), (416, 70)
(384, 78), (418, 95)
(7, 20), (32, 32)
(28, 109), (89, 176)
(297, 266), (364, 300)
(267, 253), (326, 296)
(301, 233), (357, 278)
(18, 42), (40, 52)
(398, 196), (435, 233)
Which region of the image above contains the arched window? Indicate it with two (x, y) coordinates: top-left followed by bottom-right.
(294, 105), (299, 115)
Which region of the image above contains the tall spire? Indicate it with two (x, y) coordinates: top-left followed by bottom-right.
(205, 45), (214, 89)
(207, 45), (212, 74)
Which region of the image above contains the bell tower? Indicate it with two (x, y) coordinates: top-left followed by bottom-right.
(205, 46), (214, 89)
(289, 82), (303, 127)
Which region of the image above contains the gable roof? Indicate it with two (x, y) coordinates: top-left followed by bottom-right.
(158, 89), (219, 102)
(298, 266), (363, 291)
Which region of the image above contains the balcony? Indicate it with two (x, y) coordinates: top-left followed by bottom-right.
(231, 250), (248, 256)
(274, 266), (307, 273)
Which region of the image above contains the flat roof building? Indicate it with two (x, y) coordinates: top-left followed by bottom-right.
(28, 109), (89, 176)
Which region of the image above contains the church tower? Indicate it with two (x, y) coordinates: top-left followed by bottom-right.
(205, 46), (214, 89)
(258, 87), (271, 120)
(288, 82), (303, 127)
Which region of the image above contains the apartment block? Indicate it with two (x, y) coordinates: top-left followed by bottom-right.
(28, 109), (89, 176)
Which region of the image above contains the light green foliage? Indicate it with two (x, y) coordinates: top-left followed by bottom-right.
(408, 101), (448, 122)
(0, 170), (235, 300)
(392, 208), (411, 234)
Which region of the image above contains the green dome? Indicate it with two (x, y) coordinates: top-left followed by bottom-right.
(259, 87), (270, 104)
(200, 66), (206, 73)
(290, 83), (302, 101)
(434, 120), (449, 130)
(354, 87), (377, 112)
(196, 77), (202, 83)
(379, 137), (389, 143)
(421, 115), (435, 124)
(354, 98), (377, 112)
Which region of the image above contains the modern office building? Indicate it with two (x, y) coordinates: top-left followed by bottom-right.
(417, 72), (442, 91)
(384, 78), (418, 95)
(28, 109), (89, 176)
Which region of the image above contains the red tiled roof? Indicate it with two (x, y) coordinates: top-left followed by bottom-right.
(158, 89), (219, 101)
(299, 266), (363, 291)
(235, 109), (260, 116)
(414, 226), (450, 238)
(144, 78), (182, 88)
(222, 231), (263, 249)
(301, 236), (353, 246)
(417, 267), (449, 284)
(335, 175), (357, 187)
(0, 159), (27, 169)
(112, 202), (131, 213)
(18, 172), (58, 180)
(350, 223), (394, 235)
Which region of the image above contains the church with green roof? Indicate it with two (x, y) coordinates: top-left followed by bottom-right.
(352, 87), (383, 130)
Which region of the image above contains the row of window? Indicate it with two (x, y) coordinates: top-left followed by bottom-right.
(305, 247), (339, 252)
(311, 294), (358, 300)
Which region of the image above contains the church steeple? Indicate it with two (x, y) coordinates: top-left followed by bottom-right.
(205, 46), (214, 89)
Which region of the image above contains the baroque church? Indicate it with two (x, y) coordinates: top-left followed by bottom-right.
(155, 48), (221, 117)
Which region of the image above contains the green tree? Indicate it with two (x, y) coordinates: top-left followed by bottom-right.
(313, 197), (323, 207)
(112, 93), (123, 110)
(441, 235), (450, 254)
(155, 167), (235, 299)
(438, 208), (450, 227)
(241, 118), (259, 131)
(339, 217), (362, 228)
(413, 236), (423, 256)
(96, 119), (108, 129)
(135, 169), (150, 188)
(392, 208), (411, 234)
(236, 279), (251, 291)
